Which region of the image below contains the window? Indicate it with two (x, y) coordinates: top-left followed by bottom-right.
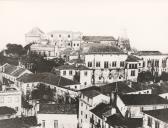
(88, 62), (92, 67)
(51, 34), (53, 37)
(84, 71), (87, 76)
(139, 63), (141, 66)
(112, 61), (116, 67)
(120, 61), (125, 67)
(155, 121), (160, 128)
(85, 114), (87, 119)
(131, 70), (135, 76)
(59, 34), (61, 37)
(81, 102), (83, 106)
(54, 120), (58, 128)
(77, 44), (79, 46)
(104, 61), (109, 68)
(75, 86), (77, 89)
(84, 82), (87, 85)
(143, 62), (145, 67)
(48, 51), (51, 56)
(147, 117), (152, 127)
(155, 60), (159, 67)
(69, 70), (72, 75)
(68, 34), (70, 38)
(63, 71), (66, 75)
(96, 62), (100, 67)
(42, 120), (45, 128)
(74, 44), (76, 46)
(81, 111), (83, 115)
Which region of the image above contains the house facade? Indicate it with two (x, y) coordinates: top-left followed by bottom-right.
(135, 51), (168, 76)
(78, 87), (110, 128)
(0, 87), (22, 117)
(52, 64), (92, 89)
(116, 94), (168, 118)
(16, 73), (80, 99)
(143, 109), (168, 128)
(85, 46), (128, 85)
(37, 103), (78, 128)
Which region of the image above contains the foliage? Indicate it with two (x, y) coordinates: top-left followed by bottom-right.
(31, 83), (54, 102)
(21, 52), (65, 73)
(160, 72), (168, 81)
(137, 71), (154, 82)
(21, 96), (33, 109)
(6, 43), (26, 56)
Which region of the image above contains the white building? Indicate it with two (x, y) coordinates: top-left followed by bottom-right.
(116, 94), (168, 118)
(52, 64), (92, 89)
(25, 27), (46, 44)
(0, 86), (22, 118)
(79, 86), (110, 128)
(0, 63), (32, 84)
(16, 72), (80, 99)
(30, 44), (60, 59)
(47, 30), (82, 50)
(37, 103), (78, 128)
(143, 108), (168, 128)
(85, 45), (128, 85)
(125, 55), (142, 82)
(135, 51), (168, 76)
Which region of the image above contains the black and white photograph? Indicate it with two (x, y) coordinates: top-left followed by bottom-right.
(0, 0), (168, 128)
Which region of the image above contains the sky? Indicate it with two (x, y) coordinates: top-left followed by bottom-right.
(0, 0), (168, 52)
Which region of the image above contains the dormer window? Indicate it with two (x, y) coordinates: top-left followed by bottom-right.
(51, 34), (53, 38)
(68, 34), (70, 38)
(59, 34), (61, 38)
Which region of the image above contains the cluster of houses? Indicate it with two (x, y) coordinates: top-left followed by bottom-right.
(1, 28), (168, 128)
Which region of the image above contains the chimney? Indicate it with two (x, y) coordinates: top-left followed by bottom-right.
(128, 81), (132, 88)
(111, 108), (116, 115)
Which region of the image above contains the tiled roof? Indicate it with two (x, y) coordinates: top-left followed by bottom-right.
(55, 64), (91, 70)
(143, 109), (168, 123)
(136, 51), (162, 56)
(82, 36), (116, 42)
(106, 114), (143, 128)
(17, 72), (79, 86)
(26, 27), (45, 36)
(3, 64), (17, 74)
(90, 103), (112, 118)
(126, 55), (141, 62)
(106, 114), (125, 126)
(0, 116), (37, 128)
(3, 63), (29, 77)
(69, 58), (84, 64)
(38, 103), (77, 114)
(82, 90), (102, 98)
(0, 106), (16, 115)
(119, 94), (168, 106)
(99, 81), (136, 95)
(87, 45), (125, 54)
(11, 68), (26, 77)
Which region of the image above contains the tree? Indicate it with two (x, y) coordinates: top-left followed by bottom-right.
(6, 43), (26, 56)
(160, 72), (168, 81)
(137, 71), (154, 82)
(31, 83), (54, 102)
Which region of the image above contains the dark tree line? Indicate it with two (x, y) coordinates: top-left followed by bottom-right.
(137, 71), (168, 83)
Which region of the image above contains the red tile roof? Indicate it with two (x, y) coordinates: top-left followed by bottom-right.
(17, 72), (79, 87)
